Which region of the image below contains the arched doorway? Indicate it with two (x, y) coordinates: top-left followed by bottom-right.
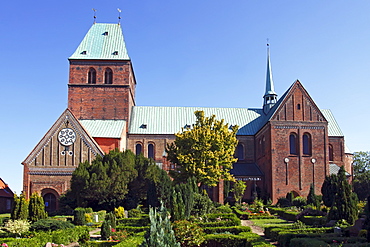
(42, 189), (59, 213)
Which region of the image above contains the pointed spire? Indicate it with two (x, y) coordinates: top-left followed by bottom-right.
(263, 42), (278, 114)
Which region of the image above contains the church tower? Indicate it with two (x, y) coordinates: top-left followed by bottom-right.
(68, 23), (136, 121)
(263, 44), (277, 114)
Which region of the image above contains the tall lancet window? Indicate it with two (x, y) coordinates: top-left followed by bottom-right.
(88, 68), (96, 84)
(104, 68), (113, 84)
(148, 143), (155, 159)
(303, 133), (312, 155)
(289, 133), (298, 155)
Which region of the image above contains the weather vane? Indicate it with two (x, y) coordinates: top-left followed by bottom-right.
(92, 8), (97, 24)
(117, 8), (122, 24)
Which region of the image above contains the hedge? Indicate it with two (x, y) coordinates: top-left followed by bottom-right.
(201, 232), (274, 247)
(81, 242), (119, 247)
(203, 226), (251, 234)
(289, 237), (329, 247)
(300, 216), (326, 226)
(198, 213), (241, 227)
(0, 226), (89, 247)
(115, 226), (149, 234)
(267, 207), (299, 221)
(116, 216), (149, 227)
(233, 207), (250, 220)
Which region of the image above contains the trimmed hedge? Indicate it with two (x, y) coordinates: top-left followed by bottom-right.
(81, 241), (119, 247)
(233, 207), (250, 220)
(289, 237), (329, 247)
(31, 218), (75, 231)
(0, 226), (89, 247)
(203, 226), (251, 234)
(201, 232), (274, 247)
(267, 207), (299, 221)
(300, 216), (326, 226)
(115, 226), (149, 234)
(117, 216), (149, 227)
(198, 213), (241, 227)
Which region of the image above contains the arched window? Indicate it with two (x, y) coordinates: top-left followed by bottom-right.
(303, 133), (312, 155)
(329, 144), (334, 161)
(148, 143), (155, 159)
(135, 143), (142, 156)
(289, 133), (298, 155)
(88, 68), (96, 84)
(237, 143), (244, 160)
(104, 68), (113, 84)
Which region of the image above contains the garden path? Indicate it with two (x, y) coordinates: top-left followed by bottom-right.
(241, 220), (278, 246)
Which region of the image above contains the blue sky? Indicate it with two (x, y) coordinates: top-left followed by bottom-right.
(2, 1), (370, 193)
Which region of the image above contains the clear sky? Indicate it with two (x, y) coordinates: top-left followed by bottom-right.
(2, 1), (370, 193)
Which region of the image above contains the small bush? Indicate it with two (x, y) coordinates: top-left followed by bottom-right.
(216, 205), (233, 213)
(173, 220), (205, 247)
(31, 218), (75, 231)
(292, 197), (307, 208)
(73, 208), (86, 225)
(115, 206), (125, 219)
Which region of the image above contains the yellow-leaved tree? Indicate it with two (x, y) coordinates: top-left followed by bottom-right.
(166, 111), (238, 187)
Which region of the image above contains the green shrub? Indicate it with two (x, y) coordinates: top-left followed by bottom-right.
(117, 216), (149, 227)
(116, 225), (149, 234)
(203, 232), (275, 247)
(198, 213), (241, 227)
(289, 237), (329, 247)
(233, 206), (250, 220)
(173, 220), (205, 247)
(203, 226), (251, 234)
(292, 196), (307, 208)
(73, 208), (86, 225)
(300, 216), (326, 226)
(31, 218), (75, 231)
(216, 205), (233, 213)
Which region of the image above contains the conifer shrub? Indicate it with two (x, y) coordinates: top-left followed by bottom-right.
(105, 212), (117, 229)
(73, 207), (86, 225)
(101, 220), (112, 240)
(30, 218), (75, 231)
(28, 192), (48, 223)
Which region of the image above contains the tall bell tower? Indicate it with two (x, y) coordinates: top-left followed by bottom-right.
(68, 23), (136, 121)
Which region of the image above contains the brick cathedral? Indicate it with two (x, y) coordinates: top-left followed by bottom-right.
(22, 23), (352, 212)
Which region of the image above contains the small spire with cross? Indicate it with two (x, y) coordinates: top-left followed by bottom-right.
(92, 8), (97, 24)
(117, 8), (122, 24)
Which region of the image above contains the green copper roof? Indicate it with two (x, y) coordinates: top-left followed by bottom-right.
(69, 23), (130, 60)
(129, 106), (265, 135)
(80, 120), (126, 138)
(129, 106), (343, 137)
(321, 109), (344, 137)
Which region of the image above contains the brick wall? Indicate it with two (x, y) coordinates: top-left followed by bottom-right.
(68, 60), (136, 120)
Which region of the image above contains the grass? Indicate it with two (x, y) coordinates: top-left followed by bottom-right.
(252, 217), (292, 228)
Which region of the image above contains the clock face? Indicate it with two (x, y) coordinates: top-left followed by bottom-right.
(58, 128), (76, 146)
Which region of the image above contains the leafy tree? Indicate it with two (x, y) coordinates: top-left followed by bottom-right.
(352, 151), (370, 200)
(166, 111), (238, 187)
(327, 166), (358, 225)
(68, 149), (137, 211)
(231, 180), (247, 204)
(141, 204), (180, 247)
(146, 165), (173, 209)
(28, 192), (48, 222)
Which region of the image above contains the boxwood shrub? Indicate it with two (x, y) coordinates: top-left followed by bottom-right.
(117, 216), (149, 227)
(115, 226), (149, 234)
(300, 216), (326, 226)
(31, 218), (75, 231)
(198, 213), (241, 227)
(203, 226), (251, 234)
(289, 237), (329, 247)
(202, 232), (274, 247)
(233, 207), (250, 220)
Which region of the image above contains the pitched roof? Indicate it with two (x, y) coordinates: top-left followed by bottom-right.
(80, 120), (126, 138)
(128, 105), (343, 137)
(0, 178), (13, 198)
(69, 23), (130, 60)
(129, 106), (265, 135)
